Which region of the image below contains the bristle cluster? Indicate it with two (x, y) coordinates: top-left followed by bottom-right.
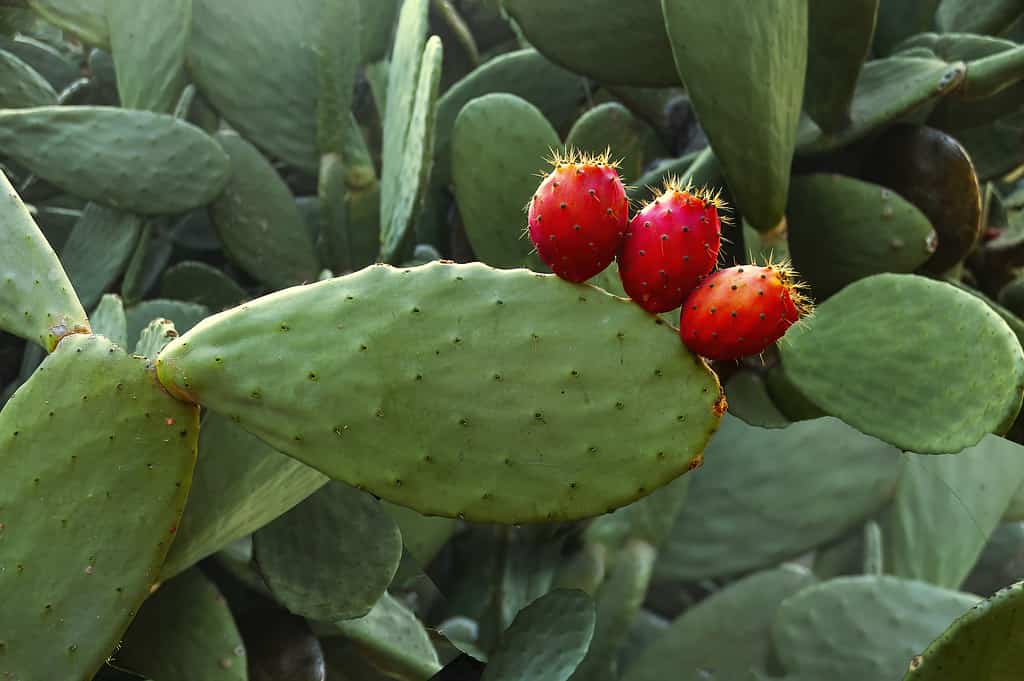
(760, 255), (814, 319)
(544, 146), (620, 170)
(646, 175), (733, 224)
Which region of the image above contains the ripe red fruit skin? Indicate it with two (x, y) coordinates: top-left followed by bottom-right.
(679, 264), (810, 361)
(617, 183), (722, 313)
(527, 151), (629, 283)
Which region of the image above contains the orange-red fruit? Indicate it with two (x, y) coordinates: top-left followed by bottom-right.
(527, 154), (629, 282)
(679, 264), (808, 361)
(617, 185), (722, 313)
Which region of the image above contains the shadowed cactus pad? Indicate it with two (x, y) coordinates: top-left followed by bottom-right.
(155, 261), (724, 523)
(0, 334), (198, 681)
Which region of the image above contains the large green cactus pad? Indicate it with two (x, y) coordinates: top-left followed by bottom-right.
(656, 416), (901, 582)
(662, 0), (807, 231)
(161, 412), (327, 579)
(622, 565), (816, 681)
(452, 93), (556, 270)
(787, 173), (937, 298)
(0, 171), (89, 352)
(503, 0), (674, 86)
(780, 274), (1024, 453)
(880, 436), (1024, 589)
(772, 576), (980, 680)
(0, 334), (198, 681)
(155, 262), (723, 523)
(904, 581), (1024, 680)
(0, 106), (230, 214)
(59, 203), (142, 311)
(113, 568), (246, 681)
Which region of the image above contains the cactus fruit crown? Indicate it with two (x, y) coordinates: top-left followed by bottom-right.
(642, 175), (733, 225)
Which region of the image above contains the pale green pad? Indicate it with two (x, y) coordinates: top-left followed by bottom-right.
(881, 436), (1024, 589)
(656, 415), (901, 581)
(113, 568), (246, 681)
(0, 106), (231, 215)
(780, 274), (1024, 453)
(161, 412), (327, 579)
(0, 171), (89, 352)
(481, 590), (595, 681)
(787, 173), (937, 297)
(772, 575), (980, 680)
(904, 581), (1024, 680)
(662, 0), (807, 231)
(156, 262), (723, 523)
(503, 0), (675, 86)
(622, 565), (816, 681)
(452, 93), (557, 270)
(0, 334), (198, 681)
(253, 481), (402, 621)
(107, 0), (190, 113)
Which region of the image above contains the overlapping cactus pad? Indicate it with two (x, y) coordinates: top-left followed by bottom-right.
(0, 334), (198, 680)
(156, 261), (724, 523)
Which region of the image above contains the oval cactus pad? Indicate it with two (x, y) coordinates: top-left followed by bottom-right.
(156, 262), (724, 523)
(0, 334), (199, 680)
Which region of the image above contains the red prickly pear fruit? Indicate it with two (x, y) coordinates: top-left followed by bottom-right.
(679, 261), (812, 361)
(527, 148), (629, 282)
(617, 179), (726, 313)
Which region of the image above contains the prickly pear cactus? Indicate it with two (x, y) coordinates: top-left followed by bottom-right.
(3, 0), (1024, 677)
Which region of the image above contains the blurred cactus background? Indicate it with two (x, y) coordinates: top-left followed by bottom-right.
(3, 0), (1024, 679)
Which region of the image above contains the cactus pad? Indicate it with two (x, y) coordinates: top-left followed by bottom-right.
(0, 171), (89, 352)
(0, 106), (230, 214)
(452, 93), (557, 270)
(0, 47), (56, 108)
(780, 274), (1024, 453)
(880, 436), (1024, 589)
(904, 581), (1024, 679)
(253, 481), (402, 621)
(155, 261), (723, 523)
(662, 0), (808, 232)
(622, 565), (816, 681)
(772, 575), (980, 680)
(786, 173), (938, 298)
(0, 334), (198, 680)
(657, 415), (901, 581)
(113, 568), (246, 681)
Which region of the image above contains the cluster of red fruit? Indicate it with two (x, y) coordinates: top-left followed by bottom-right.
(526, 149), (809, 361)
